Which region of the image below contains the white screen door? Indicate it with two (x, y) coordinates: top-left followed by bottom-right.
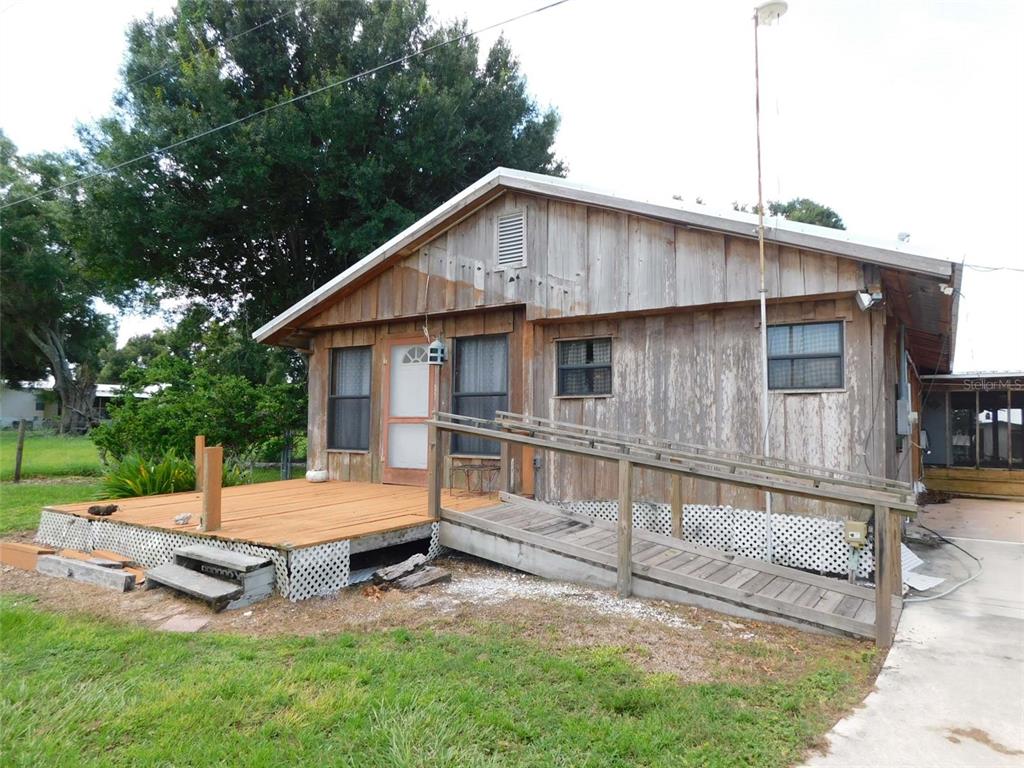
(382, 341), (432, 484)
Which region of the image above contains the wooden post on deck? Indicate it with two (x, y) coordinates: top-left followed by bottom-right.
(670, 475), (683, 538)
(199, 446), (222, 532)
(617, 459), (633, 597)
(873, 504), (896, 648)
(194, 435), (206, 491)
(427, 422), (443, 520)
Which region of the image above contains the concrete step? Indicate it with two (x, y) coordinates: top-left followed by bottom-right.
(173, 544), (271, 573)
(146, 563), (243, 608)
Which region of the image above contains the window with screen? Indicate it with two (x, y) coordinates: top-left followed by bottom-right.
(328, 347), (371, 450)
(557, 338), (612, 396)
(452, 335), (508, 455)
(767, 322), (844, 390)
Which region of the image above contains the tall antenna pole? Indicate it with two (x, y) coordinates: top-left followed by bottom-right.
(753, 1), (787, 562)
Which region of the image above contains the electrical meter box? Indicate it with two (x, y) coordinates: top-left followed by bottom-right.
(845, 520), (868, 549)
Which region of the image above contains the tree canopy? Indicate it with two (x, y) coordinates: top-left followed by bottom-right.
(77, 0), (564, 325)
(0, 132), (116, 432)
(731, 197), (846, 230)
(767, 198), (846, 230)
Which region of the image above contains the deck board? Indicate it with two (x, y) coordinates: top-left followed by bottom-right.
(439, 498), (879, 639)
(46, 480), (495, 548)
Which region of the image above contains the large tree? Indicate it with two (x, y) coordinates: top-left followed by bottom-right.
(0, 133), (116, 433)
(77, 0), (564, 324)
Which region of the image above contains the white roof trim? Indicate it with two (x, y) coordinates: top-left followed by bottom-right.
(254, 167), (957, 344)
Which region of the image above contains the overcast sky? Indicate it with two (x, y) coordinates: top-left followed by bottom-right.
(1, 0), (1021, 371)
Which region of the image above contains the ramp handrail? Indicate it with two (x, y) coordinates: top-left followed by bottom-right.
(495, 411), (914, 502)
(427, 410), (907, 648)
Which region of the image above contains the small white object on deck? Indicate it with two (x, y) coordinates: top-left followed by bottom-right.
(174, 513), (192, 525)
(305, 469), (328, 483)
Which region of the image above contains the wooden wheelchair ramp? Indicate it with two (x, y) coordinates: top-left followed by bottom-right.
(441, 495), (887, 640)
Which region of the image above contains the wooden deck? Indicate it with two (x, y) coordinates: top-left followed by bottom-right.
(441, 495), (896, 640)
(46, 480), (495, 550)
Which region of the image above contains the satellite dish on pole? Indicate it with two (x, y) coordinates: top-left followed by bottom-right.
(755, 1), (788, 26)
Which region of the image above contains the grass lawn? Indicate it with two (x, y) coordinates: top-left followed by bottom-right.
(0, 480), (102, 534)
(0, 430), (101, 481)
(0, 597), (873, 768)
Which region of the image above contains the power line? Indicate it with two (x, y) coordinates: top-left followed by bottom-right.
(0, 0), (571, 212)
(963, 262), (1024, 273)
(124, 0), (314, 91)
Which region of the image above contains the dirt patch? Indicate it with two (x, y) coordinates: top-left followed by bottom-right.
(945, 727), (1024, 756)
(0, 551), (873, 685)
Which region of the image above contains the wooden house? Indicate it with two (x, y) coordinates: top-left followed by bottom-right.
(254, 168), (961, 518)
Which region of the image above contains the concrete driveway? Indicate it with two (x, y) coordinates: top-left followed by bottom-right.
(803, 500), (1024, 767)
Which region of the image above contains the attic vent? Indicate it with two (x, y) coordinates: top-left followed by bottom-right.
(496, 211), (526, 267)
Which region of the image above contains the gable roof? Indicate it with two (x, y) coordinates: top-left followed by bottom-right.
(254, 167), (959, 346)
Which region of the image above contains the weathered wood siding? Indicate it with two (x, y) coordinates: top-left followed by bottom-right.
(306, 308), (530, 490)
(530, 297), (893, 516)
(302, 192), (864, 328)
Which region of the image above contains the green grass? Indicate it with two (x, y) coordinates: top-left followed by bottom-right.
(0, 480), (102, 534)
(0, 598), (871, 768)
(0, 430), (101, 481)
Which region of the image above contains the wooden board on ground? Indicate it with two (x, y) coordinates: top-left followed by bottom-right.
(394, 566), (451, 590)
(36, 555), (136, 592)
(373, 553), (427, 584)
(0, 542), (56, 571)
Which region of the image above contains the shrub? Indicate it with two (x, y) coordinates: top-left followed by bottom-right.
(99, 452), (194, 498)
(90, 371), (306, 463)
(100, 451), (251, 498)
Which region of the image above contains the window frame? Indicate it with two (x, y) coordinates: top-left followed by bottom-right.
(327, 346), (373, 452)
(766, 321), (845, 393)
(451, 333), (509, 457)
(555, 337), (614, 398)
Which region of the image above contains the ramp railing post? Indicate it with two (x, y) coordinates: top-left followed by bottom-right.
(617, 459), (633, 597)
(200, 446), (222, 532)
(873, 504), (895, 648)
(427, 421), (443, 520)
(499, 441), (512, 494)
(194, 434), (206, 491)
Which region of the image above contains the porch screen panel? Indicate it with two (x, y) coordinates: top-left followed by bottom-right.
(767, 322), (843, 390)
(979, 390), (1010, 468)
(452, 335), (508, 455)
(921, 392), (948, 466)
(949, 391), (977, 467)
(1012, 391), (1024, 468)
(328, 347), (372, 451)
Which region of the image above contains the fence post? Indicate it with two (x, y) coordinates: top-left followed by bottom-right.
(200, 446), (223, 532)
(427, 422), (443, 520)
(194, 435), (206, 492)
(617, 459), (633, 597)
(13, 419), (27, 483)
(873, 504), (894, 648)
(671, 474), (683, 538)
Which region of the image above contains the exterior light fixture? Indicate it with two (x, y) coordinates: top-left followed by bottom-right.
(427, 338), (447, 365)
(856, 291), (884, 311)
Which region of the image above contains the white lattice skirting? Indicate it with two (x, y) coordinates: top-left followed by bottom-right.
(555, 500), (875, 578)
(35, 512), (447, 602)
